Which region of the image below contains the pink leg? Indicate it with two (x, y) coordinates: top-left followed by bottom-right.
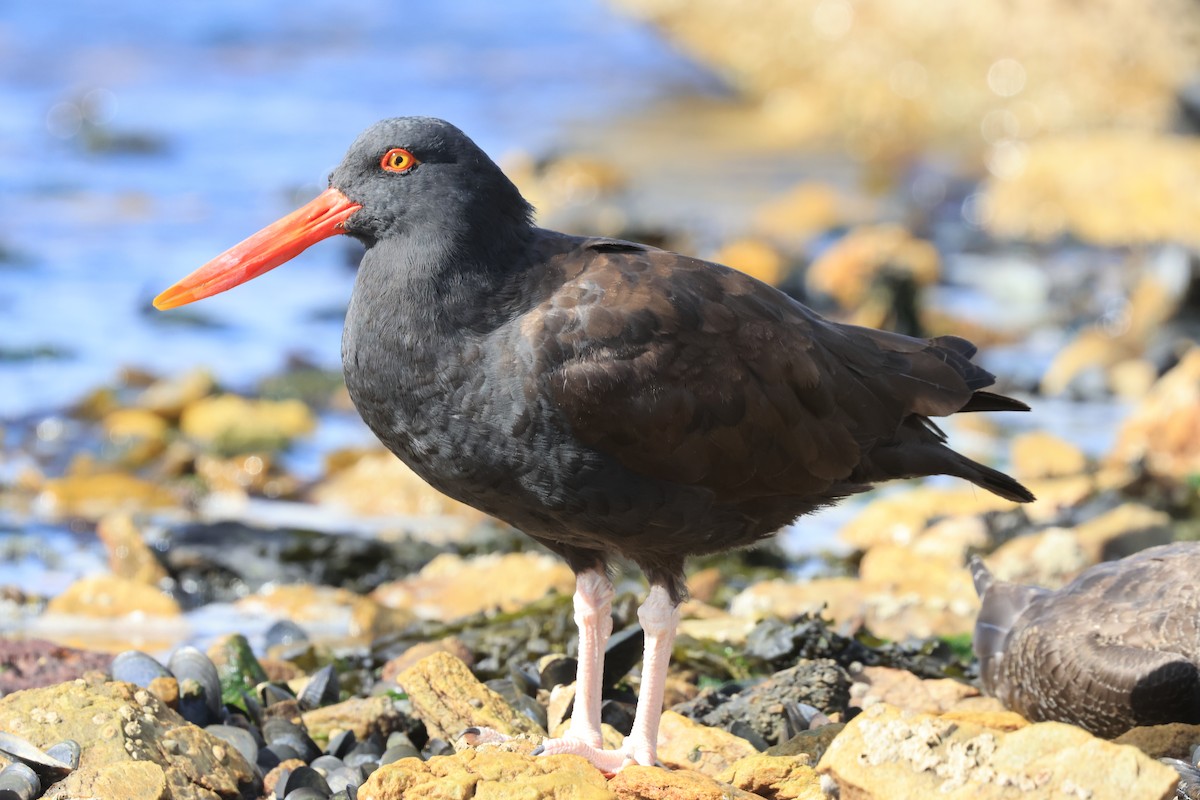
(566, 568), (615, 747)
(537, 583), (681, 772)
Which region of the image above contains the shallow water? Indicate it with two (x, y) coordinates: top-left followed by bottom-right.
(0, 0), (709, 418)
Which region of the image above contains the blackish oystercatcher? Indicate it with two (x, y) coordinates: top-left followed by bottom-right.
(156, 117), (1033, 771)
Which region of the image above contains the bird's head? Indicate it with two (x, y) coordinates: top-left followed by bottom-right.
(154, 116), (531, 310)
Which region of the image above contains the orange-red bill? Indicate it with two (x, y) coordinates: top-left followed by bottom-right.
(153, 187), (362, 310)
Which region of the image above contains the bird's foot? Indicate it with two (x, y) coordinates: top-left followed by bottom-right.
(460, 727), (650, 774)
(533, 735), (651, 774)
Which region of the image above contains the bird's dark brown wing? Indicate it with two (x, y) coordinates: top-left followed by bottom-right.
(523, 238), (999, 503)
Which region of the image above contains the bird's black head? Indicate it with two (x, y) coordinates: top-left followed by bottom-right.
(153, 117), (536, 310)
(330, 117), (534, 247)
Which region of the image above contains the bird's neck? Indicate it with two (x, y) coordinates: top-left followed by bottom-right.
(348, 219), (539, 341)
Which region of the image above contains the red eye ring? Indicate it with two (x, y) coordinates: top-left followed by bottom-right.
(381, 148), (419, 173)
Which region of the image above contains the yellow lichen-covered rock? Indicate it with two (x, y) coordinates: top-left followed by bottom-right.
(311, 449), (487, 523)
(611, 0), (1197, 156)
(1109, 348), (1200, 480)
(0, 672), (258, 800)
(985, 133), (1200, 247)
(137, 368), (215, 420)
(235, 583), (413, 638)
(1114, 722), (1200, 761)
(398, 652), (545, 740)
(179, 393), (314, 453)
(45, 574), (181, 618)
(713, 237), (789, 286)
(358, 749), (612, 800)
(301, 696), (407, 745)
(719, 752), (824, 800)
(819, 703), (1179, 800)
(752, 182), (862, 243)
(372, 552), (574, 621)
(37, 472), (177, 520)
(805, 224), (939, 310)
(609, 765), (761, 800)
(1009, 431), (1088, 481)
(655, 710), (758, 777)
(95, 512), (170, 586)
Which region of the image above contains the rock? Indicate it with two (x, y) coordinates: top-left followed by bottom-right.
(712, 238), (789, 286)
(766, 724), (844, 761)
(729, 577), (863, 630)
(179, 393), (314, 453)
(972, 543), (1200, 737)
(372, 553), (575, 621)
(818, 702), (1179, 800)
(380, 638), (474, 683)
(311, 449), (487, 524)
(0, 673), (259, 800)
(136, 369), (214, 420)
(95, 513), (170, 586)
(194, 452), (297, 499)
(36, 473), (177, 520)
(854, 543), (979, 639)
(984, 527), (1089, 588)
(0, 639), (113, 694)
(654, 710), (758, 777)
(673, 660), (850, 747)
(684, 567), (723, 605)
(397, 652), (544, 741)
(984, 133), (1200, 248)
(718, 753), (823, 800)
(90, 761), (169, 799)
(612, 0), (1196, 156)
(850, 666), (983, 715)
(262, 757), (307, 799)
(1114, 723), (1200, 761)
(838, 486), (1016, 551)
(609, 765), (761, 799)
(805, 224), (939, 311)
(235, 583), (413, 638)
(100, 408), (168, 466)
(358, 749), (611, 800)
(1109, 347), (1200, 480)
(44, 575), (181, 618)
(1073, 502), (1174, 562)
(1009, 431), (1088, 480)
(751, 182), (861, 244)
(301, 695), (407, 744)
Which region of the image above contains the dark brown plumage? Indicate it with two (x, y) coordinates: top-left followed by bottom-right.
(157, 117), (1034, 769)
(972, 543), (1200, 738)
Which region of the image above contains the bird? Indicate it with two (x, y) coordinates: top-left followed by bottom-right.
(971, 543), (1200, 738)
(155, 116), (1034, 772)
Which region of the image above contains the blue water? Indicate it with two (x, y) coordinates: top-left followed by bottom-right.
(0, 0), (708, 418)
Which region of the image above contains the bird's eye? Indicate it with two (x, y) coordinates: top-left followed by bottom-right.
(381, 148), (419, 173)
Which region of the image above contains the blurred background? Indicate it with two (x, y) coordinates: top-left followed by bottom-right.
(1, 0), (1198, 651)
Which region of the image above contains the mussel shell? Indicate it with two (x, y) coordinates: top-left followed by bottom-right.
(297, 664), (339, 711)
(205, 725), (260, 767)
(258, 683), (297, 707)
(325, 765), (367, 794)
(168, 646), (223, 723)
(0, 732), (72, 778)
(0, 762), (40, 800)
(537, 655), (578, 691)
(282, 789), (326, 800)
(264, 620), (309, 650)
(43, 739), (81, 772)
(309, 754), (344, 773)
(278, 764), (331, 798)
(110, 650), (171, 688)
(380, 742), (420, 765)
(326, 730), (357, 759)
(263, 720), (321, 763)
